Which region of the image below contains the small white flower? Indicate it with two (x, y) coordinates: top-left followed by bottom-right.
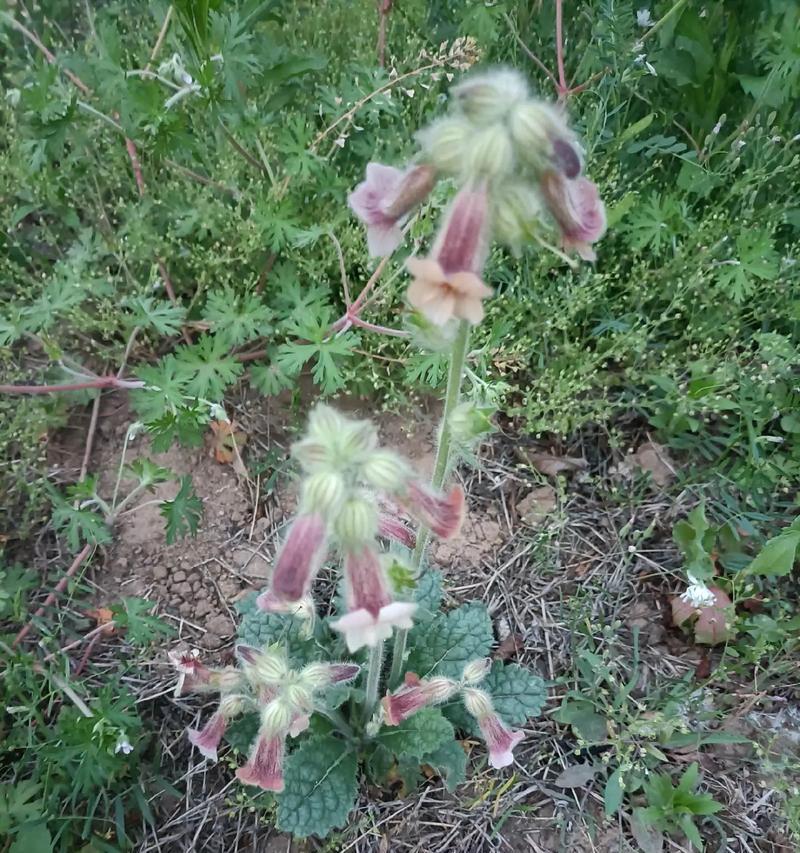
(126, 421), (146, 442)
(636, 8), (654, 27)
(115, 735), (134, 755)
(5, 88), (21, 107)
(680, 574), (716, 608)
(208, 403), (229, 423)
(634, 54), (657, 76)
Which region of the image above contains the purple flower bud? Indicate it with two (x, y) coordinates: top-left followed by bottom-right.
(539, 172), (606, 261)
(236, 730), (286, 792)
(262, 513), (328, 607)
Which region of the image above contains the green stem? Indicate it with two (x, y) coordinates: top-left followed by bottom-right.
(316, 707), (356, 740)
(363, 641), (384, 724)
(388, 320), (471, 687)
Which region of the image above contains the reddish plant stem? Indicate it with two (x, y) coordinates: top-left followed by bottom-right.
(0, 376), (144, 395)
(13, 544), (94, 647)
(74, 631), (102, 676)
(43, 620), (115, 662)
(125, 134), (146, 196)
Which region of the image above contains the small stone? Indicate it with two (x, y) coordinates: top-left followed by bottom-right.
(202, 632), (222, 649)
(231, 547), (270, 579)
(205, 615), (232, 637)
(152, 565), (168, 580)
(115, 556), (129, 571)
(253, 516), (270, 537)
(179, 602), (193, 616)
(219, 579), (240, 598)
(173, 570), (187, 583)
(175, 582), (192, 596)
(191, 581), (202, 592)
(195, 600), (212, 617)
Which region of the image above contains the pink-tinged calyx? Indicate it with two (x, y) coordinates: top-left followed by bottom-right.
(539, 172), (606, 261)
(401, 481), (464, 539)
(478, 713), (525, 769)
(235, 729), (286, 792)
(406, 258), (493, 326)
(263, 513), (328, 607)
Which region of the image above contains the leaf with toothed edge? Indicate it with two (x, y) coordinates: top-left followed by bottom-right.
(276, 735), (358, 838)
(376, 708), (455, 760)
(482, 662), (546, 724)
(405, 601), (493, 679)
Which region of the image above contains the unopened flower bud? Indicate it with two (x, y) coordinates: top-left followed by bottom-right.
(335, 497), (378, 545)
(361, 450), (410, 492)
(214, 668), (247, 693)
(284, 683), (313, 712)
(466, 124), (514, 181)
(261, 698), (294, 735)
(301, 471), (346, 518)
(424, 677), (460, 702)
(291, 438), (330, 471)
(237, 644), (289, 684)
(219, 693), (249, 718)
(452, 68), (529, 126)
(416, 117), (471, 175)
(463, 687), (494, 719)
(509, 101), (574, 176)
(306, 404), (346, 441)
(462, 658), (492, 685)
(449, 401), (495, 446)
(491, 181), (544, 254)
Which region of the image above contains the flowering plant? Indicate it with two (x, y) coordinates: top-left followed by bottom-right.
(173, 68), (604, 838)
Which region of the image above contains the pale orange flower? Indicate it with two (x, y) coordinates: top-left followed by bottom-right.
(406, 257), (492, 326)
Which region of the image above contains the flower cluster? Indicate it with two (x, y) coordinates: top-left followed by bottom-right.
(170, 646), (359, 791)
(257, 405), (465, 652)
(347, 68), (606, 329)
(380, 657), (525, 769)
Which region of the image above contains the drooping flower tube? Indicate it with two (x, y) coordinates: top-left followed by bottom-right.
(539, 171), (606, 261)
(348, 163), (436, 257)
(236, 726), (287, 791)
(399, 481), (465, 539)
(406, 184), (493, 326)
(463, 687), (524, 769)
(187, 693), (248, 762)
(256, 512), (328, 611)
(331, 545), (417, 652)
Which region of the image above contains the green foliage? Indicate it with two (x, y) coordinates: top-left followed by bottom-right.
(160, 475), (203, 544)
(482, 662), (547, 726)
(276, 735), (358, 838)
(110, 597), (175, 645)
(376, 707), (455, 760)
(635, 763), (723, 851)
(236, 592), (319, 663)
(405, 601), (494, 678)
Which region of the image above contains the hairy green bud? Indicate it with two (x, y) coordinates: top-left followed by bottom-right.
(361, 450), (410, 493)
(335, 496), (378, 546)
(416, 117), (471, 176)
(301, 471), (347, 518)
(466, 124), (514, 181)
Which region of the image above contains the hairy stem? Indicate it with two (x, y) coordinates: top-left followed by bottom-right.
(363, 641), (385, 724)
(389, 320), (471, 686)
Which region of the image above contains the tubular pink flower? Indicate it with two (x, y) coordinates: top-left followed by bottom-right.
(406, 258), (492, 326)
(378, 513), (417, 549)
(236, 730), (286, 792)
(400, 481), (465, 539)
(261, 513), (328, 609)
(329, 663), (362, 683)
(348, 163), (435, 257)
(432, 184), (490, 276)
(478, 714), (525, 769)
(540, 172), (606, 261)
(332, 601), (417, 652)
(343, 545), (392, 618)
(187, 712), (227, 762)
(382, 673), (459, 725)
